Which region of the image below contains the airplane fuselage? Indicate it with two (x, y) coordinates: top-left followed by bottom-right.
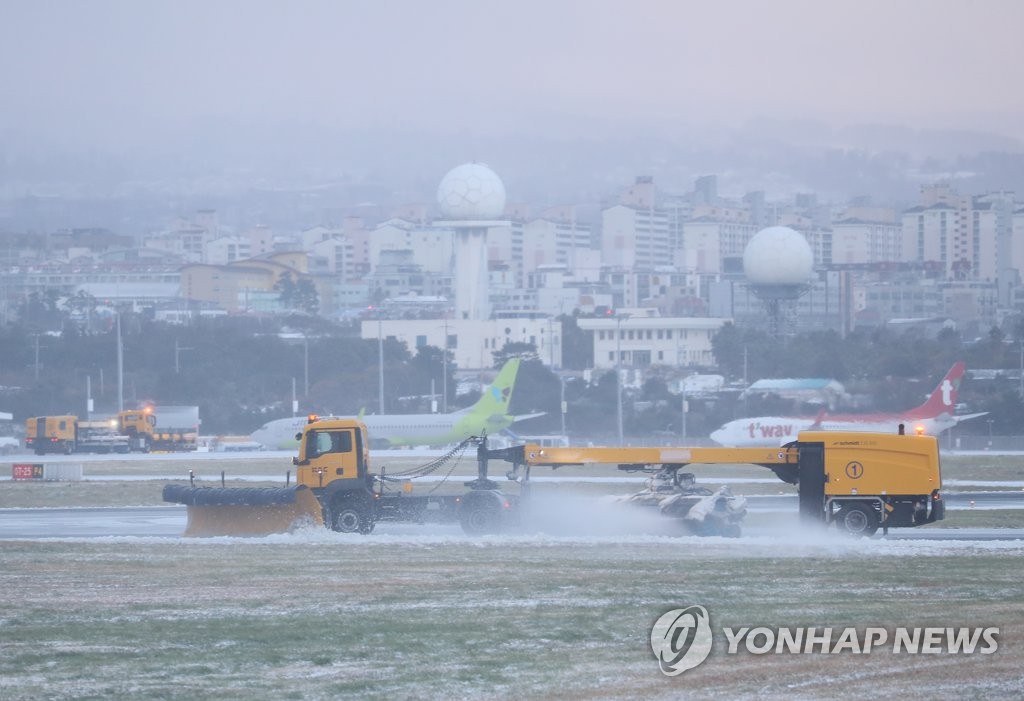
(711, 414), (957, 447)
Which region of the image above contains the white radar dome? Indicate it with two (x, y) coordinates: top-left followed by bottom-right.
(743, 226), (814, 286)
(437, 162), (507, 220)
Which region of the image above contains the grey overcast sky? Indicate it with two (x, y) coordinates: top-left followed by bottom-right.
(2, 0), (1023, 147)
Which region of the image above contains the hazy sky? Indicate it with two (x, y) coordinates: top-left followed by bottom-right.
(2, 0), (1023, 148)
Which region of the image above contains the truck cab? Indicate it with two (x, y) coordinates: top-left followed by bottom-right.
(293, 417), (371, 487)
(292, 417), (377, 533)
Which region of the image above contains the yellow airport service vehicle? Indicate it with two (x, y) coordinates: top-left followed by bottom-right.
(163, 418), (944, 537)
(25, 406), (199, 455)
(116, 405), (199, 452)
(165, 416), (491, 536)
(493, 429), (944, 537)
(25, 415), (131, 455)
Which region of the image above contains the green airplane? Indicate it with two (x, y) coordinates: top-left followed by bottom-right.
(249, 358), (539, 449)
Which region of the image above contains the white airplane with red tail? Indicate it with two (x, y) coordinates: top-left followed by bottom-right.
(710, 362), (987, 446)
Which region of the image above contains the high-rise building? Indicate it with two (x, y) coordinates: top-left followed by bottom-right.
(901, 185), (1001, 281)
(600, 204), (670, 271)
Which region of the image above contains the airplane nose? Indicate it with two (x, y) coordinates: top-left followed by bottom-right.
(709, 429), (726, 445)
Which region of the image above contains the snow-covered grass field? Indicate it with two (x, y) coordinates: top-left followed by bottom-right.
(1, 533), (1023, 700)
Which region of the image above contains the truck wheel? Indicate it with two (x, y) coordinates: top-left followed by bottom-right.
(836, 504), (879, 537)
(719, 523), (742, 538)
(331, 501), (374, 534)
(139, 436), (151, 454)
(460, 491), (505, 535)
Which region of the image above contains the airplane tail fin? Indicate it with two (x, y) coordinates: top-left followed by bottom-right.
(469, 358), (521, 417)
(810, 408), (827, 430)
(915, 362), (966, 417)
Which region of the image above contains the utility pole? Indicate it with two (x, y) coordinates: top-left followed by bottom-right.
(442, 318), (448, 414)
(303, 334), (309, 397)
(116, 313), (124, 412)
(548, 317), (555, 368)
(378, 320), (385, 414)
(174, 339), (194, 374)
(615, 314), (630, 445)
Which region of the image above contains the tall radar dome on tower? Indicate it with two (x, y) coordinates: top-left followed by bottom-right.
(742, 226), (814, 337)
(743, 226), (814, 287)
(437, 163), (507, 220)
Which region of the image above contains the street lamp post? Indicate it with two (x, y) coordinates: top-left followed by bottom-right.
(377, 320), (385, 414)
(681, 380), (687, 443)
(560, 374), (567, 440)
(442, 318), (449, 413)
(615, 314), (629, 445)
(116, 312), (124, 413)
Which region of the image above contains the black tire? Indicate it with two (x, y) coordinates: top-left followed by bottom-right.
(836, 503), (879, 537)
(719, 523), (742, 538)
(139, 436), (151, 454)
(683, 519), (739, 537)
(331, 500), (374, 534)
(459, 492), (505, 536)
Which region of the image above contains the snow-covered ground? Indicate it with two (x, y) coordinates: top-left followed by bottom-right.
(1, 533), (1022, 700)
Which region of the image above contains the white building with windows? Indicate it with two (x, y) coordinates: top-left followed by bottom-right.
(577, 312), (729, 370)
(681, 219), (758, 274)
(900, 185), (1001, 281)
(829, 219), (902, 264)
(601, 204), (670, 271)
(370, 219), (453, 274)
(205, 236), (252, 266)
(521, 212), (592, 277)
(361, 317), (560, 371)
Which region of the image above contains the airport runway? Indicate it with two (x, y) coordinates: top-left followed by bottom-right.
(2, 450), (1022, 541)
(0, 506), (187, 539)
(1, 502), (1021, 541)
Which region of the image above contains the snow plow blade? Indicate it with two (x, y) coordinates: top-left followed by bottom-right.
(162, 484), (324, 537)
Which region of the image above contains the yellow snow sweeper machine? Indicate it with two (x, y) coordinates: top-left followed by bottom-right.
(163, 417), (944, 538)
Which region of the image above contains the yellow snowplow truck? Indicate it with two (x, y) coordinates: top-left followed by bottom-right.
(163, 418), (943, 537)
(164, 416), (507, 537)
